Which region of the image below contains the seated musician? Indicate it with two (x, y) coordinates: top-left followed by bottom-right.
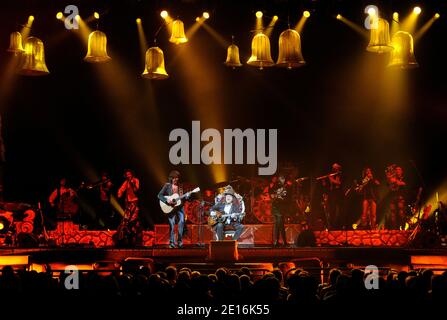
(209, 185), (244, 241)
(48, 178), (78, 220)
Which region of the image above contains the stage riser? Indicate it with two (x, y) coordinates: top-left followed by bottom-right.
(1, 224), (412, 247)
(154, 224), (412, 247)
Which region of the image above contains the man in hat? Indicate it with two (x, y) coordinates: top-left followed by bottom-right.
(158, 170), (189, 248)
(209, 185), (245, 241)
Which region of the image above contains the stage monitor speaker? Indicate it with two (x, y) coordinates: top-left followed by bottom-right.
(409, 230), (440, 248)
(209, 240), (239, 261)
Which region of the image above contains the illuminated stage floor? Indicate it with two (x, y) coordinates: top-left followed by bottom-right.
(2, 245), (447, 273)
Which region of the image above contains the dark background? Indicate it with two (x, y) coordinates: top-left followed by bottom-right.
(0, 0), (446, 228)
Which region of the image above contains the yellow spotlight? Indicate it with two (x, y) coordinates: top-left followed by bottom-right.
(160, 10), (168, 19)
(56, 12), (63, 20)
(0, 222), (4, 230)
(136, 17), (141, 23)
(368, 7), (376, 16)
(28, 15), (34, 23)
(75, 14), (81, 21)
(393, 12), (399, 21)
(413, 7), (421, 15)
(435, 13), (440, 19)
(273, 15), (278, 20)
(256, 11), (263, 18)
(336, 14), (342, 20)
(195, 17), (200, 22)
(94, 12), (100, 20)
(203, 12), (210, 19)
(303, 11), (310, 18)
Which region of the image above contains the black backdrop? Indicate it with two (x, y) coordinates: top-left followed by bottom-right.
(0, 0), (446, 228)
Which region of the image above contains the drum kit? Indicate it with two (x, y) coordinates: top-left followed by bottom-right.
(0, 202), (39, 246)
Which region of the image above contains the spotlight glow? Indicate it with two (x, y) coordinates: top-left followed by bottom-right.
(136, 17), (141, 23)
(435, 13), (440, 19)
(195, 17), (200, 22)
(94, 12), (100, 19)
(303, 11), (310, 18)
(273, 15), (278, 20)
(336, 14), (342, 20)
(413, 7), (422, 15)
(160, 10), (168, 19)
(75, 14), (81, 21)
(28, 15), (34, 22)
(56, 12), (63, 20)
(367, 7), (376, 16)
(256, 11), (263, 18)
(393, 12), (399, 21)
(203, 12), (210, 19)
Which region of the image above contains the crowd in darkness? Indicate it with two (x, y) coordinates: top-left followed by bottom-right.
(1, 264), (447, 311)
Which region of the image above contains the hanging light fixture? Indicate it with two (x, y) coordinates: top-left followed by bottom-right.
(276, 29), (306, 69)
(225, 44), (243, 68)
(388, 31), (418, 69)
(169, 19), (188, 44)
(84, 30), (111, 63)
(19, 37), (49, 76)
(142, 46), (169, 79)
(7, 31), (24, 54)
(366, 18), (393, 53)
(224, 36), (242, 69)
(247, 32), (274, 69)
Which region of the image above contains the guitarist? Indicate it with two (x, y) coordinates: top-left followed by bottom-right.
(209, 186), (244, 241)
(158, 170), (189, 248)
(269, 174), (291, 247)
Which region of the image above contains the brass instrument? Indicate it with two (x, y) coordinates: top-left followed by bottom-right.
(355, 176), (371, 192)
(385, 164), (397, 180)
(385, 164), (403, 192)
(275, 187), (287, 200)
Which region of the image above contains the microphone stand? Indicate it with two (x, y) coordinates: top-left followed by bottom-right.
(197, 200), (213, 248)
(37, 202), (49, 246)
(409, 160), (426, 225)
(197, 200), (205, 247)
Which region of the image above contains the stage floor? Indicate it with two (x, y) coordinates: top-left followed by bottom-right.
(2, 245), (447, 273)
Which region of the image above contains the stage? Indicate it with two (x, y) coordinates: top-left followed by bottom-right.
(2, 224), (446, 279)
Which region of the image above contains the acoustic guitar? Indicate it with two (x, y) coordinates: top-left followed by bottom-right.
(207, 211), (243, 227)
(159, 187), (200, 214)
